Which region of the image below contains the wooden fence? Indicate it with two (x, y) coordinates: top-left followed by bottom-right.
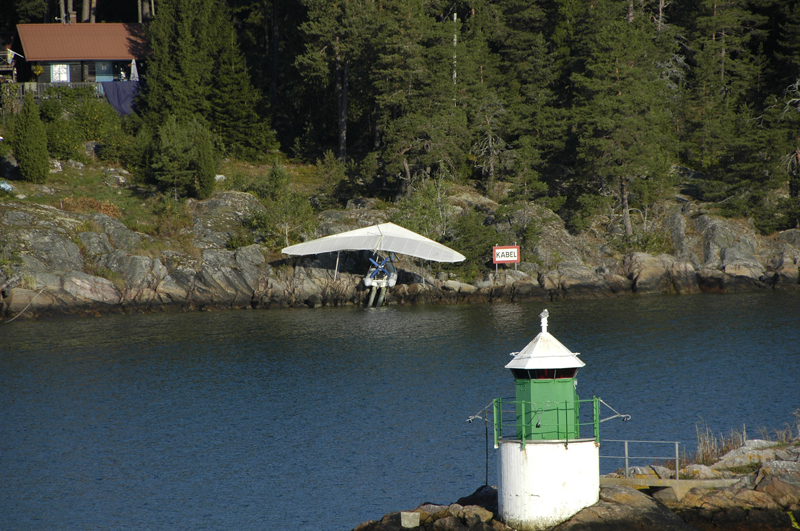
(1, 82), (105, 99)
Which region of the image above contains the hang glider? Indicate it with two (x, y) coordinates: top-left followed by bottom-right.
(281, 222), (465, 263)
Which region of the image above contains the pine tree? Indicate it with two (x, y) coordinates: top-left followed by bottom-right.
(570, 2), (677, 236)
(150, 116), (218, 200)
(138, 0), (276, 163)
(372, 3), (472, 196)
(296, 0), (379, 161)
(684, 0), (767, 174)
(493, 0), (560, 202)
(774, 0), (800, 89)
(12, 93), (49, 184)
(139, 0), (215, 128)
(209, 8), (279, 161)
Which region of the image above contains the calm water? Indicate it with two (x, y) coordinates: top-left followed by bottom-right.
(1, 292), (799, 530)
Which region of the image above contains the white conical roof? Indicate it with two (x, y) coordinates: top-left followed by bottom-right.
(505, 309), (585, 370)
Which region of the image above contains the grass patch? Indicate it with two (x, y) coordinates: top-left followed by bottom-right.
(716, 463), (761, 475)
(693, 421), (748, 466)
(61, 196), (122, 218)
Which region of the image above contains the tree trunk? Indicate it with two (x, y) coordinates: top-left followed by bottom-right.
(403, 158), (412, 197)
(373, 104), (381, 149)
(270, 0), (279, 110)
(335, 51), (349, 161)
(620, 176), (632, 237)
(791, 149), (800, 198)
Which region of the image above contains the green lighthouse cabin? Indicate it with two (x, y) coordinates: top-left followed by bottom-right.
(505, 309), (585, 440)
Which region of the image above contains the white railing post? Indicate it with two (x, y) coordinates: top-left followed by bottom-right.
(624, 440), (629, 478)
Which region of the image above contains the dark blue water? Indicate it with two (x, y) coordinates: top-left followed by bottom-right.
(2, 292), (799, 530)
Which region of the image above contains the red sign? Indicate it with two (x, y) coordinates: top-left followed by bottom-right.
(493, 245), (520, 264)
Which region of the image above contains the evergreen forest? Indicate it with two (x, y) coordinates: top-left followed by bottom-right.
(3, 0), (800, 249)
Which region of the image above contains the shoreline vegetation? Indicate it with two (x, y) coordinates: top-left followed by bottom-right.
(352, 413), (800, 531)
(1, 160), (799, 321)
(3, 1), (800, 320)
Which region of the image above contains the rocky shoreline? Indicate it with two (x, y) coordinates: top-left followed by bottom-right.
(353, 438), (800, 531)
(1, 190), (800, 320)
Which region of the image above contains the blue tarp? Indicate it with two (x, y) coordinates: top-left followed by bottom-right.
(102, 81), (139, 116)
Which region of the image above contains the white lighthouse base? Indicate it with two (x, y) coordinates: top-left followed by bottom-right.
(498, 438), (599, 531)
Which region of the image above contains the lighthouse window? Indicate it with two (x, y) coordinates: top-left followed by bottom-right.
(554, 368), (577, 378)
(511, 368), (577, 379)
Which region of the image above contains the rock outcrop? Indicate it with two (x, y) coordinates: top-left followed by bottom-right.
(2, 191), (800, 320)
(350, 439), (800, 531)
(670, 440), (800, 531)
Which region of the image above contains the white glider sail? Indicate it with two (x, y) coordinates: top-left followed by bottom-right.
(281, 222), (465, 263)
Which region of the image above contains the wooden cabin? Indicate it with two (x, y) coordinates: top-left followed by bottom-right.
(15, 23), (145, 85)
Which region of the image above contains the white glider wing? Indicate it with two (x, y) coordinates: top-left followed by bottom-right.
(281, 222), (465, 263)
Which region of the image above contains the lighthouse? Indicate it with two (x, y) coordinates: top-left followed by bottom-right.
(495, 309), (600, 530)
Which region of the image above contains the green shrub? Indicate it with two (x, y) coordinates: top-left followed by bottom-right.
(38, 97), (65, 123)
(0, 84), (15, 126)
(123, 125), (154, 178)
(226, 227), (255, 250)
(96, 125), (131, 163)
(150, 115), (219, 199)
(451, 210), (496, 276)
(46, 119), (85, 161)
(245, 162), (290, 201)
(11, 93), (49, 183)
(73, 97), (122, 142)
(567, 194), (612, 233)
(0, 128), (10, 158)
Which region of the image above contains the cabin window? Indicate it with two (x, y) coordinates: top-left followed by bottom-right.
(51, 64), (69, 82)
(511, 368), (578, 380)
(95, 61), (113, 82)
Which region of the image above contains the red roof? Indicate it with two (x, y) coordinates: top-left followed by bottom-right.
(16, 23), (145, 62)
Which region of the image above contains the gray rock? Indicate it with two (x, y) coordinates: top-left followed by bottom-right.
(682, 464), (724, 480)
(553, 485), (697, 531)
(346, 197), (378, 210)
(778, 229), (800, 248)
(78, 231), (114, 257)
(695, 215), (760, 270)
(623, 252), (699, 294)
(539, 265), (618, 299)
(17, 228), (84, 272)
(90, 213), (142, 250)
(666, 211), (689, 258)
(711, 439), (778, 470)
(62, 271), (121, 305)
(767, 247), (800, 288)
(188, 191), (268, 250)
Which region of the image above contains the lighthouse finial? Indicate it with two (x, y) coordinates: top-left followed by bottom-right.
(540, 309), (549, 333)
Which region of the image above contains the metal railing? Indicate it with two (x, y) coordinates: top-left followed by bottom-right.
(601, 439), (682, 479)
(491, 396), (600, 449)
